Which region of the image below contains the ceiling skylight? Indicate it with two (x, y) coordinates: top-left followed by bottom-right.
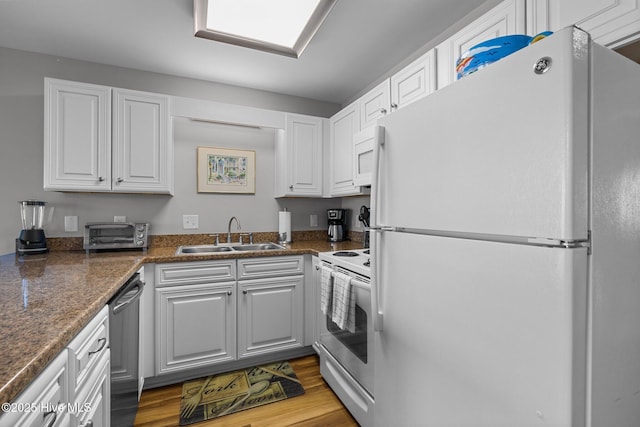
(194, 0), (337, 58)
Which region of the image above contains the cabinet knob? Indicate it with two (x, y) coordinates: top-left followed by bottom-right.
(379, 108), (387, 114)
(391, 102), (398, 110)
(289, 185), (294, 190)
(116, 177), (124, 183)
(98, 176), (105, 182)
(227, 290), (232, 296)
(315, 265), (320, 270)
(243, 290), (248, 295)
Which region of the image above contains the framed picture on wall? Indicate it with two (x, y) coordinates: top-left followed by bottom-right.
(197, 146), (256, 193)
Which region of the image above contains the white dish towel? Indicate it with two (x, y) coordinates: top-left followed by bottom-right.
(332, 271), (355, 333)
(320, 265), (334, 315)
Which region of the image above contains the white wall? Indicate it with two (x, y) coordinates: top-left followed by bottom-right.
(0, 46), (344, 255)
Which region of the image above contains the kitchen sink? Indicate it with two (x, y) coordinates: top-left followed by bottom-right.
(176, 245), (235, 254)
(175, 242), (285, 255)
(230, 243), (284, 251)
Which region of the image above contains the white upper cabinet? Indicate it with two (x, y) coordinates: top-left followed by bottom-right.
(390, 49), (437, 112)
(329, 101), (368, 196)
(436, 0), (526, 89)
(359, 80), (391, 129)
(113, 88), (172, 194)
(532, 0), (640, 48)
(275, 113), (325, 197)
(44, 79), (112, 192)
(44, 78), (173, 195)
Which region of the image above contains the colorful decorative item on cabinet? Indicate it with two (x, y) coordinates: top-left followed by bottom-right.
(456, 31), (553, 80)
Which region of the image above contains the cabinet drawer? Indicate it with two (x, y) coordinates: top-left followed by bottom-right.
(237, 256), (304, 280)
(67, 306), (109, 396)
(156, 260), (236, 287)
(0, 350), (69, 427)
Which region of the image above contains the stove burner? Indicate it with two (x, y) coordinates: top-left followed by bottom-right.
(333, 251), (359, 257)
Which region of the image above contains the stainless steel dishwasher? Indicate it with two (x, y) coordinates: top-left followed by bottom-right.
(109, 271), (144, 426)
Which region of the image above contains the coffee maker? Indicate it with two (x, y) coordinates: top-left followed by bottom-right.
(327, 209), (346, 242)
(16, 200), (51, 255)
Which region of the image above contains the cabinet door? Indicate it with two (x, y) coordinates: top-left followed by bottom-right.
(113, 89), (173, 194)
(436, 0), (526, 88)
(238, 276), (304, 358)
(74, 352), (110, 427)
(390, 49), (437, 111)
(0, 350), (69, 427)
(156, 282), (236, 374)
(359, 80), (391, 129)
(285, 113), (324, 196)
(545, 0), (640, 47)
(330, 102), (364, 196)
(44, 78), (111, 192)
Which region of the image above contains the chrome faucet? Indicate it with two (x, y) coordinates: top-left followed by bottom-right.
(227, 216), (241, 243)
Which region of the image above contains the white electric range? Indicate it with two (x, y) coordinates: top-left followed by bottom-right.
(317, 248), (374, 426)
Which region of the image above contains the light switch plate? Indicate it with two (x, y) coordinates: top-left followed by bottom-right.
(64, 216), (78, 232)
(183, 214), (199, 229)
(114, 215), (127, 223)
(310, 214), (318, 227)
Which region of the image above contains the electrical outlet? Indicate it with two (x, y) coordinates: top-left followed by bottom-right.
(310, 214), (318, 227)
(64, 216), (78, 232)
(182, 214), (199, 229)
(114, 215), (127, 223)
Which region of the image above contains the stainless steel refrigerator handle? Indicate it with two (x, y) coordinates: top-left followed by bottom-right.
(370, 125), (385, 332)
(112, 276), (145, 315)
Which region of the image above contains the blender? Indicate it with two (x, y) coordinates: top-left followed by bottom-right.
(16, 200), (52, 255)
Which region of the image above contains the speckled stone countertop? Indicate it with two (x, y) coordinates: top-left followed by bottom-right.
(0, 239), (363, 405)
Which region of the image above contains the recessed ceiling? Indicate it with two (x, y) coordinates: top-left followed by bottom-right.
(0, 0), (490, 105)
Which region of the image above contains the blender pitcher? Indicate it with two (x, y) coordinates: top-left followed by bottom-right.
(16, 200), (52, 255)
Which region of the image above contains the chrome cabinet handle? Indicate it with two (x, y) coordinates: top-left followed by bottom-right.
(88, 337), (107, 356)
(42, 409), (57, 427)
(116, 178), (124, 183)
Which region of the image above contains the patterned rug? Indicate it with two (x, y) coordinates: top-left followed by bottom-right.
(179, 361), (305, 425)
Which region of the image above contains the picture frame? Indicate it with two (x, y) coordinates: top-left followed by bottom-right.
(197, 146), (256, 194)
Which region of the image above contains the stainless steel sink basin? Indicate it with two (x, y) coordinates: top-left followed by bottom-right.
(175, 245), (234, 255)
(231, 243), (285, 251)
(176, 242), (285, 255)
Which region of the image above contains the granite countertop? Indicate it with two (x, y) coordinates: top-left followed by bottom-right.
(0, 239), (363, 405)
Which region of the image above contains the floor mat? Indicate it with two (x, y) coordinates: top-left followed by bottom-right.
(179, 360), (305, 425)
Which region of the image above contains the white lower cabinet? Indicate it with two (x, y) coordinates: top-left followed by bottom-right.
(0, 350), (70, 427)
(154, 256), (306, 375)
(238, 275), (304, 358)
(0, 307), (109, 427)
(74, 352), (110, 427)
(156, 282), (237, 374)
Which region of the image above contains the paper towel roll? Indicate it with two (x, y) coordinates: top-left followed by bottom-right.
(278, 210), (292, 243)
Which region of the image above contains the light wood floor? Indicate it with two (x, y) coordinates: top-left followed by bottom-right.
(134, 355), (359, 427)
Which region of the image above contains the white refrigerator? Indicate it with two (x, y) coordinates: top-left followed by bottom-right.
(371, 26), (640, 426)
